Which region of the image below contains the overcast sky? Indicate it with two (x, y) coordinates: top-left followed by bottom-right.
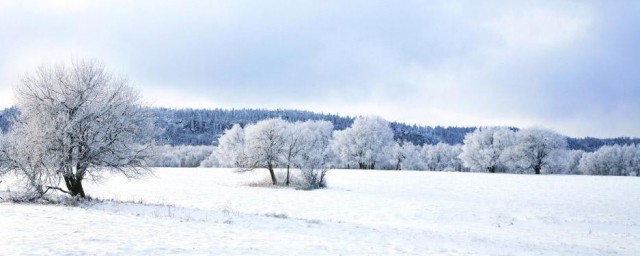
(0, 0), (638, 138)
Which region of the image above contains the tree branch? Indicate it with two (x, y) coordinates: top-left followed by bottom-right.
(44, 186), (70, 195)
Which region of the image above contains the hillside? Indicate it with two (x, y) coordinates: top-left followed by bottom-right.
(1, 107), (639, 151)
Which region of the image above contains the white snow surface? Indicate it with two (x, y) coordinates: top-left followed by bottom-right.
(1, 168), (639, 255)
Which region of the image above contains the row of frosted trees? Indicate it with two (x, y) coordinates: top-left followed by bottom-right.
(209, 117), (640, 177)
(458, 127), (640, 176)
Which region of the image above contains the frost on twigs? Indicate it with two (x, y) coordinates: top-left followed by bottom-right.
(219, 118), (334, 189)
(0, 58), (158, 199)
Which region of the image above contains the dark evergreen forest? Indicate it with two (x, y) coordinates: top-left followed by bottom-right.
(1, 107), (638, 151)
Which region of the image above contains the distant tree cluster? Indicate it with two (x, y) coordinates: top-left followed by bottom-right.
(458, 127), (640, 176)
(213, 118), (333, 189)
(578, 144), (640, 176)
(204, 117), (640, 177)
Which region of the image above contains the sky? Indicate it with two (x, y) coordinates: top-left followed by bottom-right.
(0, 0), (639, 138)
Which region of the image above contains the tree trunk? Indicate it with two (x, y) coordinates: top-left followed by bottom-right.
(64, 176), (86, 198)
(487, 166), (496, 173)
(267, 163), (277, 185)
(534, 166), (541, 175)
(286, 165), (290, 186)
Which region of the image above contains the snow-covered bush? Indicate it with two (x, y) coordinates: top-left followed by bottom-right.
(423, 143), (466, 172)
(561, 150), (585, 175)
(150, 145), (215, 167)
(390, 141), (426, 170)
(199, 152), (219, 168)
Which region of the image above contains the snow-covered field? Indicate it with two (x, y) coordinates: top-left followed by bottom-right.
(1, 168), (639, 255)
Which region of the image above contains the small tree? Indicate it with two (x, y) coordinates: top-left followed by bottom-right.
(281, 122), (306, 186)
(391, 141), (425, 170)
(214, 124), (246, 168)
(623, 144), (640, 176)
(424, 143), (465, 171)
(563, 150), (585, 175)
(243, 118), (288, 185)
(0, 59), (156, 198)
(294, 120), (334, 189)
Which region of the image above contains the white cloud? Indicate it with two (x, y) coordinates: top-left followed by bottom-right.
(487, 6), (592, 50)
(0, 0), (638, 138)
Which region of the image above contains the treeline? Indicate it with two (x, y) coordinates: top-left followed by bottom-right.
(159, 117), (639, 177)
(567, 137), (640, 152)
(150, 145), (215, 168)
(150, 108), (352, 145)
(149, 108), (477, 146)
(2, 107), (639, 152)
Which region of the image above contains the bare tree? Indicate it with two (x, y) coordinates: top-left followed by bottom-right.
(1, 59), (156, 198)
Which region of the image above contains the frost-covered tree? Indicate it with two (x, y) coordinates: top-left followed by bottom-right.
(579, 144), (639, 176)
(148, 145), (214, 167)
(0, 59), (156, 198)
(0, 121), (59, 196)
(281, 122), (306, 185)
(390, 142), (405, 170)
(0, 134), (6, 176)
(294, 120), (334, 189)
(424, 143), (466, 171)
(243, 118), (288, 185)
(505, 128), (567, 174)
(579, 145), (622, 175)
(390, 141), (425, 170)
(622, 144), (640, 176)
(459, 127), (516, 173)
(401, 142), (427, 171)
(0, 132), (8, 174)
(330, 116), (394, 169)
(213, 124), (246, 168)
(199, 151), (219, 168)
(563, 150), (585, 175)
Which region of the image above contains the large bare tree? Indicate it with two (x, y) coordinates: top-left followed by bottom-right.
(0, 59), (156, 198)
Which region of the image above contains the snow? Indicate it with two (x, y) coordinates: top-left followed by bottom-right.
(1, 168), (639, 255)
